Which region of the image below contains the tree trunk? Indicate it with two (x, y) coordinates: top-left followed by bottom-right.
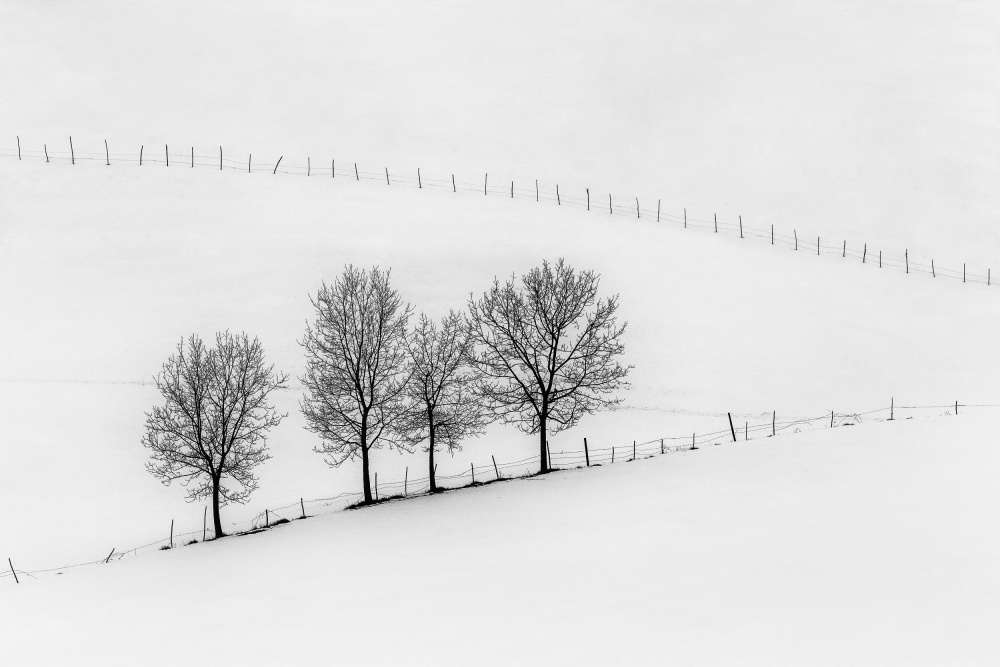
(360, 414), (373, 504)
(539, 410), (549, 474)
(211, 476), (224, 537)
(428, 408), (438, 492)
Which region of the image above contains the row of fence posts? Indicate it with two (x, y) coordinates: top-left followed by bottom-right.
(2, 391), (968, 584)
(12, 137), (991, 286)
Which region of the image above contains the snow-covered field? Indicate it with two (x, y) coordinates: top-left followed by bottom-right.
(2, 413), (997, 665)
(2, 1), (998, 664)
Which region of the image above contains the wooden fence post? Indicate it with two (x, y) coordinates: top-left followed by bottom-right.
(203, 506), (207, 541)
(657, 199), (660, 222)
(248, 154), (251, 173)
(714, 213), (718, 233)
(355, 163), (359, 180)
(273, 156), (283, 174)
(385, 167), (389, 185)
(375, 472), (378, 500)
(587, 188), (590, 210)
(817, 236), (820, 256)
(692, 432), (696, 449)
(484, 173), (487, 195)
(609, 194), (612, 214)
(265, 509), (269, 528)
(794, 229), (798, 250)
(70, 136), (75, 164)
(684, 208), (687, 228)
(404, 467), (408, 496)
(932, 260), (935, 277)
(772, 411), (776, 436)
(632, 440), (636, 461)
(191, 146), (193, 167)
(890, 397), (894, 420)
(905, 249), (909, 273)
(955, 400), (958, 415)
(863, 244), (867, 263)
(660, 438), (664, 454)
(728, 413), (737, 442)
(739, 215), (743, 238)
(16, 135), (20, 160)
(170, 519), (174, 548)
(471, 463), (475, 484)
(635, 197), (640, 218)
(331, 158), (334, 177)
(104, 548), (115, 564)
(453, 174), (456, 192)
(771, 224), (774, 244)
(44, 144), (49, 162)
(105, 139), (109, 165)
(611, 446), (615, 464)
(492, 455), (500, 479)
(584, 438), (590, 466)
(842, 240), (846, 257)
(745, 422), (748, 440)
(830, 410), (834, 428)
(535, 179), (538, 201)
(511, 181), (513, 197)
(220, 146), (223, 170)
(300, 498), (306, 519)
(557, 184), (561, 205)
(307, 156), (311, 176)
(8, 558), (18, 584)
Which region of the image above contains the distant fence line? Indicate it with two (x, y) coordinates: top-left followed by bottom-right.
(2, 400), (992, 586)
(1, 138), (994, 288)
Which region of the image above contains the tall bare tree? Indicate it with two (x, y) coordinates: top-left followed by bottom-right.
(467, 259), (631, 473)
(401, 311), (490, 492)
(300, 265), (413, 504)
(142, 332), (288, 538)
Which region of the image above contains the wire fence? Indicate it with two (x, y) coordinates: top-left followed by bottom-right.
(1, 138), (995, 288)
(2, 399), (990, 586)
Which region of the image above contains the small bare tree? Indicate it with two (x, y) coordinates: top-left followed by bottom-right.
(467, 259), (631, 473)
(300, 265), (413, 504)
(401, 311), (490, 492)
(142, 332), (288, 538)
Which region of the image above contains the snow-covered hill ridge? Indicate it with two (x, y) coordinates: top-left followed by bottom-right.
(0, 141), (994, 287)
(2, 400), (988, 588)
(2, 409), (997, 665)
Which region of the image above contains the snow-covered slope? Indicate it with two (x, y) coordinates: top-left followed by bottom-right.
(2, 412), (997, 665)
(1, 155), (997, 572)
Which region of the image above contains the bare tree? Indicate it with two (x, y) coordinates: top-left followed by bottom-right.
(300, 265), (413, 504)
(142, 332), (288, 538)
(401, 311), (490, 492)
(467, 259), (631, 473)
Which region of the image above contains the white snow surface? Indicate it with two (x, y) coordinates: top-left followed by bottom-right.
(2, 2), (999, 664)
(2, 413), (998, 665)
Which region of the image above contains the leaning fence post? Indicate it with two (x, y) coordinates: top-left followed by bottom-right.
(104, 548), (115, 564)
(8, 558), (18, 584)
(728, 413), (737, 442)
(70, 136), (75, 164)
(385, 167), (389, 185)
(492, 455), (500, 479)
(273, 156), (283, 174)
(300, 498), (306, 519)
(584, 438), (590, 466)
